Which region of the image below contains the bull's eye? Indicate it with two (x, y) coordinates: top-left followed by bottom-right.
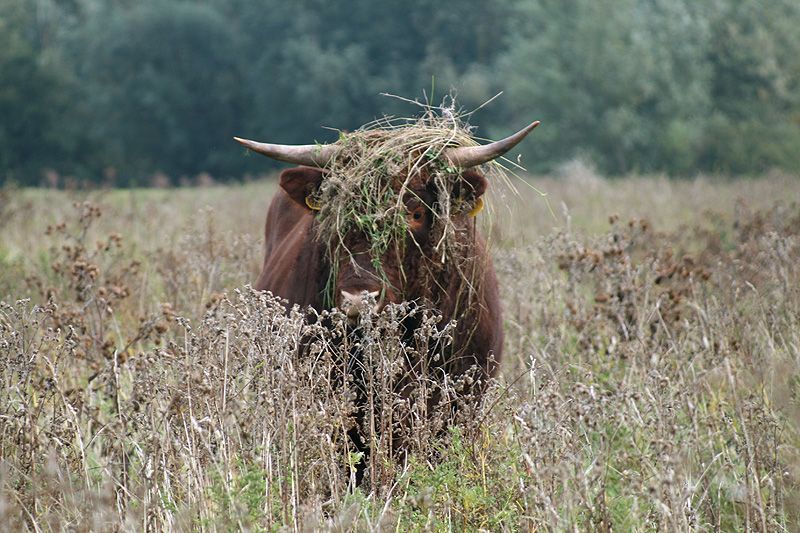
(407, 205), (427, 232)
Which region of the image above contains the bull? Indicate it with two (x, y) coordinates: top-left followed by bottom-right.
(234, 120), (538, 483)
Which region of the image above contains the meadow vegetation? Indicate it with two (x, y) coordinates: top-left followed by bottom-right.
(1, 169), (799, 530)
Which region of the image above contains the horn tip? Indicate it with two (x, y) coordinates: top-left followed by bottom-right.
(234, 136), (260, 151)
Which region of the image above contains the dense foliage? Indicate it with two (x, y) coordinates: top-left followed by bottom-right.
(2, 0), (800, 184)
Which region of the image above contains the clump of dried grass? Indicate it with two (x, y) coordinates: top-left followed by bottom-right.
(313, 103), (509, 304)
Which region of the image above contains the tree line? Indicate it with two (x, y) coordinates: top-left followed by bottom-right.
(2, 0), (799, 185)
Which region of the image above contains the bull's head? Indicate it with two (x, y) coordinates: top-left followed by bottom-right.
(235, 121), (539, 318)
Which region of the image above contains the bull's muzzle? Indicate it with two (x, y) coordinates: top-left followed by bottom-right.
(340, 290), (381, 320)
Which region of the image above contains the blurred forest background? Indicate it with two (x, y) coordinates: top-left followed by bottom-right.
(2, 0), (800, 186)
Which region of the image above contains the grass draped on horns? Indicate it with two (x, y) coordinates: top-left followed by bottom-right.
(310, 112), (507, 308)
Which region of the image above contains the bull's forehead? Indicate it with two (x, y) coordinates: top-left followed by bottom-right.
(356, 168), (430, 193)
(327, 170), (432, 204)
(316, 166), (442, 249)
(400, 170), (430, 191)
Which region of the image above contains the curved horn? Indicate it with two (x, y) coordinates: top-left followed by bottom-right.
(233, 137), (339, 167)
(443, 120), (540, 168)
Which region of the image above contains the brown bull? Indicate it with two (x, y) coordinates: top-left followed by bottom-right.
(235, 120), (538, 481)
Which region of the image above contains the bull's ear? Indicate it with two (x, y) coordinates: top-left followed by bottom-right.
(456, 169), (488, 199)
(280, 166), (325, 210)
(452, 170), (488, 217)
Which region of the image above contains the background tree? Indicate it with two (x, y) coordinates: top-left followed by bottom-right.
(496, 0), (713, 174)
(71, 1), (248, 183)
(1, 0), (800, 184)
(699, 0), (800, 173)
(0, 0), (79, 182)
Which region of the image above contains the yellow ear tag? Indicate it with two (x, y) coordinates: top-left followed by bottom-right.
(468, 197), (484, 217)
(305, 195), (322, 211)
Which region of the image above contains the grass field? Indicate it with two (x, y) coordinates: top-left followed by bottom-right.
(1, 168), (799, 530)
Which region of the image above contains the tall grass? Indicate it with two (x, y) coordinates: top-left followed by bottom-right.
(1, 171), (799, 530)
